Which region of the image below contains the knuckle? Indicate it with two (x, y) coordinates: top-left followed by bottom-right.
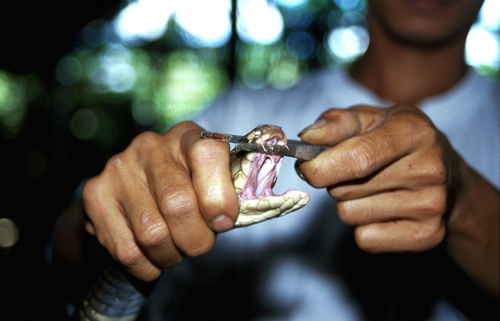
(345, 140), (378, 179)
(159, 183), (198, 220)
(354, 229), (378, 253)
(139, 231), (169, 250)
(201, 191), (237, 217)
(81, 178), (98, 202)
(329, 184), (355, 201)
(131, 131), (162, 152)
(104, 153), (127, 171)
(411, 221), (445, 250)
(81, 176), (106, 199)
(428, 161), (447, 185)
(115, 241), (143, 267)
(188, 138), (229, 168)
(135, 215), (170, 249)
(336, 201), (349, 223)
(416, 160), (447, 186)
(336, 201), (356, 225)
(81, 177), (109, 217)
(190, 138), (213, 156)
(305, 164), (329, 188)
(188, 140), (213, 166)
(389, 104), (420, 118)
(419, 187), (448, 217)
(321, 108), (347, 122)
(184, 237), (215, 257)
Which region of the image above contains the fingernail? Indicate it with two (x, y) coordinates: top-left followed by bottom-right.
(85, 221), (96, 236)
(298, 119), (327, 137)
(294, 161), (307, 181)
(211, 215), (234, 232)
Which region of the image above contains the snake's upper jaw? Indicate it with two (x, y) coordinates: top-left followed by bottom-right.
(232, 151), (310, 227)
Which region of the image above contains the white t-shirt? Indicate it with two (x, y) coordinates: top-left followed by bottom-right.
(143, 68), (499, 320)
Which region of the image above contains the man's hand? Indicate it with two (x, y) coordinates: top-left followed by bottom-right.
(297, 104), (456, 253)
(297, 104), (499, 298)
(81, 121), (239, 281)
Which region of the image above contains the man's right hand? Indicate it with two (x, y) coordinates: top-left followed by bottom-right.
(81, 121), (239, 281)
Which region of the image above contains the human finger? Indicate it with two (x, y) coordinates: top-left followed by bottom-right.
(328, 148), (447, 201)
(187, 138), (239, 232)
(148, 156), (217, 258)
(336, 185), (447, 226)
(120, 177), (184, 270)
(298, 105), (384, 146)
(143, 123), (220, 258)
(298, 105), (435, 188)
(82, 176), (164, 281)
(353, 217), (446, 253)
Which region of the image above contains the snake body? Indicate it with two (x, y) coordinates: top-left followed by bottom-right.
(77, 124), (310, 320)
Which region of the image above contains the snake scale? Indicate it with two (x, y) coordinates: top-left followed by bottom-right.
(76, 125), (310, 320)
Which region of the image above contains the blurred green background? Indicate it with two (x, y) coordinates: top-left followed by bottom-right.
(0, 0), (498, 318)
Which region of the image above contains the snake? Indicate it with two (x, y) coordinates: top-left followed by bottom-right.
(231, 124), (310, 225)
(76, 124), (310, 320)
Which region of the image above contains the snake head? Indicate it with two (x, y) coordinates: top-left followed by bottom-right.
(230, 124), (310, 227)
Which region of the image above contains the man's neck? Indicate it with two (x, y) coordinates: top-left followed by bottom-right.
(349, 21), (468, 105)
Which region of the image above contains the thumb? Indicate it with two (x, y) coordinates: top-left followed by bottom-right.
(298, 105), (384, 146)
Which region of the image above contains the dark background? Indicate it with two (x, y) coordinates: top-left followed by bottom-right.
(0, 1), (133, 319)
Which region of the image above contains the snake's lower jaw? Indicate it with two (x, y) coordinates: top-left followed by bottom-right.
(234, 190), (310, 227)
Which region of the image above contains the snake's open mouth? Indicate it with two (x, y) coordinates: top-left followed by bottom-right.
(230, 125), (310, 226)
(238, 153), (282, 201)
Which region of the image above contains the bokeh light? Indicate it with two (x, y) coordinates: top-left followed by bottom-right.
(276, 0), (309, 9)
(55, 57), (83, 85)
(70, 108), (99, 140)
(47, 0), (498, 144)
(100, 45), (137, 92)
(114, 0), (175, 44)
(154, 49), (229, 128)
(268, 57), (301, 90)
(466, 26), (500, 68)
(0, 218), (19, 250)
(175, 0), (231, 48)
(332, 0), (365, 12)
(327, 25), (369, 63)
(237, 0), (284, 45)
(466, 0), (500, 77)
(281, 4), (315, 28)
(479, 0), (500, 29)
(74, 26), (100, 54)
(287, 31), (316, 59)
(0, 71), (42, 138)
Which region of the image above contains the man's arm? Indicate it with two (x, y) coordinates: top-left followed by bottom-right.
(446, 157), (499, 299)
